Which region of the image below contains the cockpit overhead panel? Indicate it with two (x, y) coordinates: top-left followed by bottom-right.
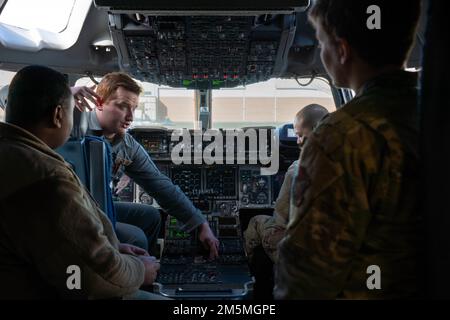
(94, 0), (315, 89)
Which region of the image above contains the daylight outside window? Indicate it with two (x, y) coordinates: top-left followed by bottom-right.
(76, 76), (336, 129)
(212, 78), (335, 129)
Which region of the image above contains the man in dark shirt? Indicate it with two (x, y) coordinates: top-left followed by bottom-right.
(72, 73), (219, 259)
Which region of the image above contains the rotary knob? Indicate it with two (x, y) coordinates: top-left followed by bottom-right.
(256, 192), (268, 204)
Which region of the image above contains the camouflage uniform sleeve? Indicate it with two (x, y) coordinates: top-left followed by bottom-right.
(274, 113), (380, 299)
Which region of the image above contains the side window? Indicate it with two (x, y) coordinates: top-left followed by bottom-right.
(0, 0), (92, 51)
(0, 71), (16, 122)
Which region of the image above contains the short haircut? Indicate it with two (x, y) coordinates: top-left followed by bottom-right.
(309, 0), (421, 67)
(6, 65), (72, 128)
(295, 104), (329, 129)
(96, 72), (142, 102)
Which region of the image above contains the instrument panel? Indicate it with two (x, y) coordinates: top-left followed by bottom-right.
(154, 213), (253, 298)
(111, 128), (299, 299)
(116, 127), (297, 211)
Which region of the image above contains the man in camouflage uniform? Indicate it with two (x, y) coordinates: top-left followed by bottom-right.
(244, 104), (329, 263)
(274, 0), (423, 299)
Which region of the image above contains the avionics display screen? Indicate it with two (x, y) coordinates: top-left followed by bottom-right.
(218, 228), (239, 237)
(219, 217), (237, 225)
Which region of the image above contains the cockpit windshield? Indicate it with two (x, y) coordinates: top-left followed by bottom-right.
(75, 76), (336, 129)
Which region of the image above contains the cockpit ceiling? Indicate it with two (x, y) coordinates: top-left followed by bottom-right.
(94, 0), (310, 15)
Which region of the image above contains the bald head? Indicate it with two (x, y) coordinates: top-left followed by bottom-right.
(294, 104), (329, 146)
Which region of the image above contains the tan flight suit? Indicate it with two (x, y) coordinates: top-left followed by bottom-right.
(244, 160), (297, 263)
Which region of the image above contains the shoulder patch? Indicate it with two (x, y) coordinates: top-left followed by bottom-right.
(294, 164), (311, 207)
(312, 110), (355, 155)
(295, 135), (344, 209)
(313, 108), (382, 156)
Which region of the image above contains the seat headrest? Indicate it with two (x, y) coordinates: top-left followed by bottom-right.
(277, 123), (297, 145)
(71, 108), (88, 139)
(0, 85), (8, 111)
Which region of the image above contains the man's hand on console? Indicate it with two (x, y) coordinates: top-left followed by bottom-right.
(198, 222), (220, 260)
